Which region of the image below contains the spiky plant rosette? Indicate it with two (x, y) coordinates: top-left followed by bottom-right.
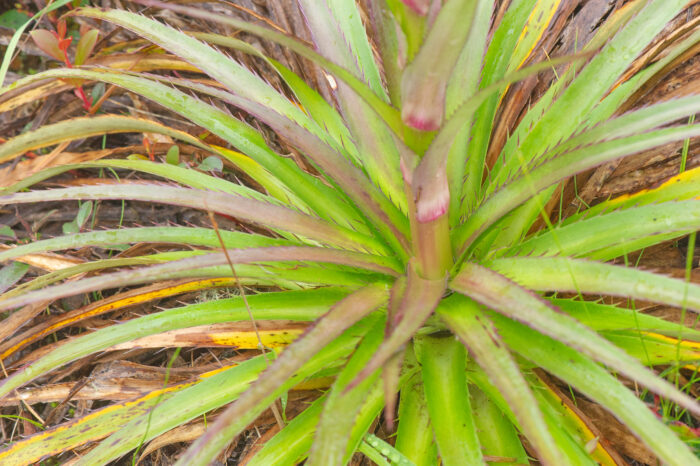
(0, 0), (700, 464)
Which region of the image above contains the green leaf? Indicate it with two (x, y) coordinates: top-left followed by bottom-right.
(0, 227), (292, 262)
(489, 256), (700, 314)
(0, 10), (30, 30)
(105, 3), (408, 147)
(394, 372), (436, 465)
(462, 0), (536, 212)
(418, 333), (482, 466)
(308, 317), (385, 465)
(451, 262), (700, 419)
(3, 68), (360, 231)
(504, 0), (562, 74)
(0, 159), (275, 204)
(0, 115), (207, 165)
(456, 124), (700, 255)
(91, 81), (105, 102)
(0, 227), (294, 262)
(61, 221), (79, 235)
(79, 356), (355, 464)
(492, 93), (700, 191)
(508, 201), (700, 259)
(0, 225), (15, 239)
(3, 251), (378, 301)
(603, 330), (700, 366)
(0, 288), (349, 399)
(550, 298), (700, 340)
(565, 165), (700, 224)
(165, 145), (179, 165)
(489, 311), (699, 466)
(470, 386), (528, 466)
(151, 74), (410, 259)
(196, 155), (223, 173)
(0, 246), (398, 311)
(299, 0), (387, 100)
(0, 262), (29, 295)
(173, 285), (389, 465)
(509, 0), (688, 174)
(438, 295), (561, 465)
(361, 433), (415, 466)
(466, 362), (597, 465)
(74, 29), (99, 66)
(74, 3), (407, 209)
(444, 0), (495, 226)
(247, 396), (326, 466)
(418, 52), (588, 228)
(75, 201), (93, 228)
(490, 0), (647, 183)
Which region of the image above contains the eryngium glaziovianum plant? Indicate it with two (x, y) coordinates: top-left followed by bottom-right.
(0, 0), (700, 464)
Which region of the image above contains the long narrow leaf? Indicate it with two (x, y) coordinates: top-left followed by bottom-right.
(308, 317), (385, 465)
(0, 289), (348, 399)
(511, 0), (687, 170)
(349, 263), (445, 387)
(490, 256), (700, 314)
(299, 0), (406, 208)
(0, 115), (207, 164)
(489, 311), (699, 466)
(0, 184), (384, 253)
(173, 284), (389, 466)
(418, 334), (482, 466)
(76, 331), (366, 466)
(0, 246), (398, 311)
(456, 124), (700, 254)
(508, 201), (700, 258)
(2, 68), (359, 229)
(450, 262), (700, 417)
(438, 295), (562, 465)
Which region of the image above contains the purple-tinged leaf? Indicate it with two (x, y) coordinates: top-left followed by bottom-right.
(123, 68), (410, 259)
(198, 85), (411, 257)
(2, 68), (362, 230)
(0, 115), (208, 165)
(348, 261), (446, 390)
(174, 284), (389, 466)
(308, 317), (385, 465)
(400, 0), (429, 16)
(0, 185), (383, 253)
(0, 247), (399, 311)
(438, 294), (563, 465)
(412, 52), (588, 230)
(455, 123), (700, 255)
(367, 0), (403, 105)
(412, 148), (450, 223)
(490, 311), (700, 466)
(118, 1), (433, 158)
(298, 0), (406, 207)
(450, 262), (700, 418)
(400, 0), (477, 130)
(381, 350), (404, 431)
